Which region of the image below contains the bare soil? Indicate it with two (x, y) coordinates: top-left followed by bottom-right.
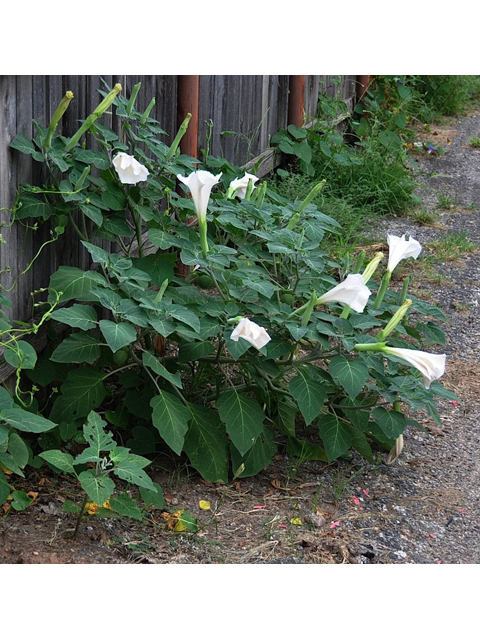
(2, 108), (480, 565)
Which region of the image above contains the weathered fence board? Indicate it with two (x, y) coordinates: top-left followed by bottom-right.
(0, 74), (359, 330)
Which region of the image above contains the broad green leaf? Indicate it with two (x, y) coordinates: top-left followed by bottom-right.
(0, 475), (10, 505)
(81, 241), (110, 265)
(142, 352), (183, 388)
(0, 407), (56, 433)
(0, 388), (14, 410)
(318, 413), (354, 462)
(50, 369), (107, 423)
(183, 404), (229, 483)
(139, 482), (164, 509)
(178, 341), (215, 363)
(74, 148), (110, 169)
(168, 305), (200, 334)
(351, 429), (374, 463)
(48, 266), (106, 303)
(3, 340), (37, 370)
(244, 280), (276, 299)
(50, 304), (97, 330)
(10, 135), (37, 155)
(286, 436), (328, 462)
(329, 355), (369, 399)
(216, 390), (265, 456)
(99, 319), (137, 353)
(117, 299), (149, 327)
(83, 411), (115, 456)
(109, 494), (143, 521)
(14, 193), (54, 220)
(224, 335), (252, 360)
(38, 450), (76, 474)
(276, 396), (298, 437)
(230, 428), (276, 478)
(372, 407), (406, 439)
(11, 490), (34, 511)
(114, 460), (155, 491)
(288, 371), (327, 425)
(7, 432), (29, 468)
(150, 391), (191, 455)
(148, 228), (178, 250)
(80, 204), (103, 227)
(50, 332), (101, 364)
(0, 424), (9, 446)
(0, 452), (24, 476)
(78, 470), (115, 505)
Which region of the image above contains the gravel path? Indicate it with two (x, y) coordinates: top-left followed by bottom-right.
(347, 108), (480, 563)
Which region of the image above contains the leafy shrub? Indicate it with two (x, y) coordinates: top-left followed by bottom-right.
(0, 82), (456, 516)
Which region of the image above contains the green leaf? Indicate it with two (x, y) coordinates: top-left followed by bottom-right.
(49, 266), (106, 303)
(114, 460), (155, 491)
(276, 396), (298, 437)
(0, 407), (56, 433)
(83, 411), (115, 456)
(168, 305), (201, 334)
(11, 490), (34, 511)
(80, 204), (103, 227)
(50, 332), (101, 364)
(0, 475), (10, 505)
(3, 340), (37, 370)
(109, 493), (143, 521)
(78, 470), (115, 505)
(318, 413), (354, 462)
(216, 390), (265, 456)
(50, 369), (107, 423)
(74, 148), (111, 169)
(139, 482), (164, 509)
(230, 428), (276, 478)
(178, 341), (215, 363)
(38, 450), (76, 474)
(7, 432), (29, 469)
(10, 135), (38, 156)
(329, 355), (369, 399)
(15, 194), (54, 220)
(0, 388), (14, 410)
(286, 436), (328, 462)
(50, 304), (97, 330)
(99, 319), (137, 353)
(142, 352), (183, 388)
(183, 404), (229, 483)
(288, 371), (327, 425)
(0, 453), (24, 476)
(81, 241), (110, 265)
(150, 391), (191, 455)
(372, 407), (406, 439)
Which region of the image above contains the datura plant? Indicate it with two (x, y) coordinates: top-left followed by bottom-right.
(0, 81), (456, 507)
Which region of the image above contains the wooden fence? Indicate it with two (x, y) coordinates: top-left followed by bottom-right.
(0, 74), (360, 326)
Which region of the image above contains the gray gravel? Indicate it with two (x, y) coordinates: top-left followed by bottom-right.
(344, 108), (480, 564)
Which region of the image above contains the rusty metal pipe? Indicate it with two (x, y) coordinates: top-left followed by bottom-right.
(356, 75), (370, 104)
(288, 75), (306, 127)
(177, 75), (200, 160)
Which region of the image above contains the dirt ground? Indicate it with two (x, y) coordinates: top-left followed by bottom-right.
(1, 108), (480, 565)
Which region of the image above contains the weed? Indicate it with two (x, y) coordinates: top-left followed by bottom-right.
(470, 137), (480, 148)
(412, 209), (438, 226)
(427, 232), (477, 262)
(331, 466), (365, 501)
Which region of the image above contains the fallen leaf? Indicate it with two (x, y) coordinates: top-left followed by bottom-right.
(199, 500), (211, 510)
(27, 491), (38, 500)
(290, 517), (303, 526)
(271, 478), (281, 489)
